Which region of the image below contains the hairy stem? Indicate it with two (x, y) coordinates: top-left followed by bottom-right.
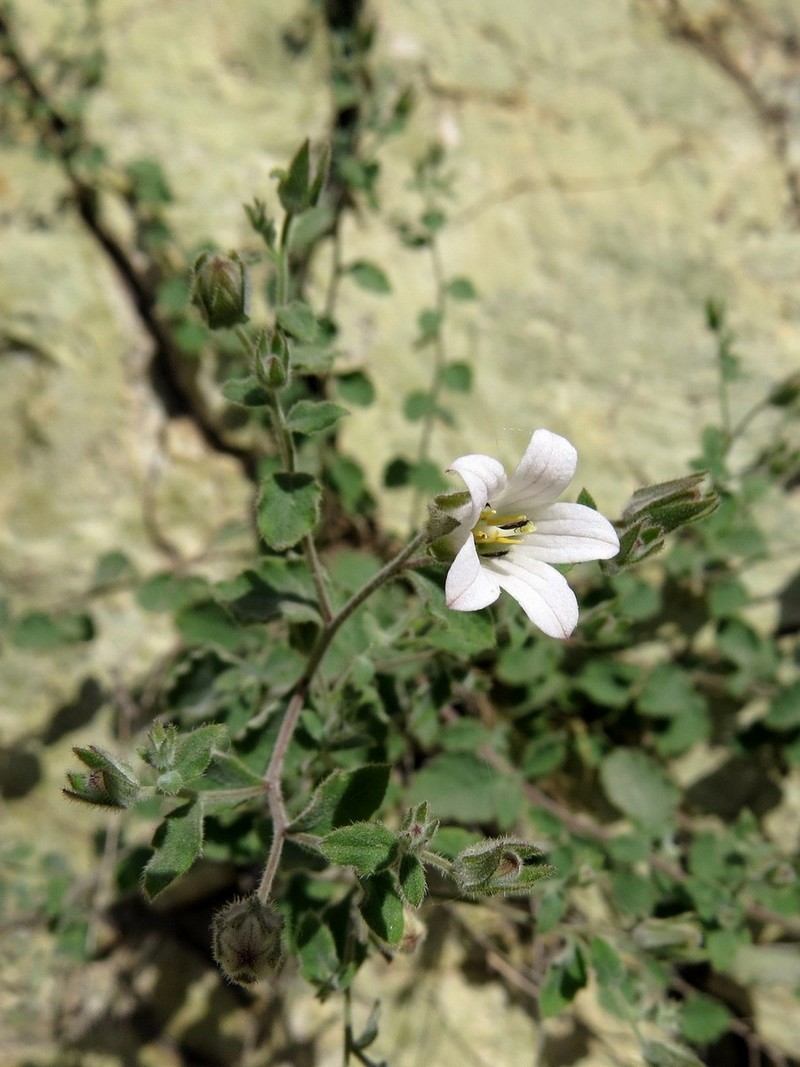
(257, 528), (428, 900)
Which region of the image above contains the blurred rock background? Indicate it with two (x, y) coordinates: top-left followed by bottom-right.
(2, 1), (799, 1064)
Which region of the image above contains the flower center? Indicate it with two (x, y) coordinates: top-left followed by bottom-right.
(473, 507), (535, 557)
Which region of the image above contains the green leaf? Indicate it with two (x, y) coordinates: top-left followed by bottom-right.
(600, 749), (679, 831)
(176, 601), (243, 652)
(141, 799), (204, 900)
(764, 681), (800, 730)
(257, 472), (321, 550)
(277, 138), (311, 214)
(679, 995), (732, 1044)
(638, 664), (706, 719)
(708, 578), (749, 618)
(397, 854), (426, 908)
(360, 871), (404, 944)
(290, 765), (391, 835)
(539, 945), (588, 1017)
(590, 936), (625, 985)
(439, 361), (472, 393)
(407, 753), (517, 826)
(642, 1039), (704, 1067)
(321, 822), (397, 876)
(174, 319), (208, 355)
(335, 371), (375, 407)
(522, 734), (568, 779)
(221, 375), (271, 407)
(157, 276), (190, 314)
(136, 573), (209, 612)
(409, 459), (448, 494)
(403, 391), (436, 421)
(286, 400), (348, 435)
(93, 550), (136, 587)
(446, 276), (477, 301)
(610, 869), (656, 917)
(576, 659), (640, 709)
(277, 301), (318, 342)
(172, 725), (228, 781)
(294, 912), (340, 986)
(415, 308), (442, 346)
(11, 611), (94, 650)
(346, 260), (391, 294)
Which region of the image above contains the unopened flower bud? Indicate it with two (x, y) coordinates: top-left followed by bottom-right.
(64, 745), (141, 808)
(399, 802), (439, 854)
(191, 251), (249, 330)
(212, 895), (284, 987)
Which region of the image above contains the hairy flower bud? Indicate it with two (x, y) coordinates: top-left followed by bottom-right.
(191, 251), (249, 330)
(211, 895), (284, 987)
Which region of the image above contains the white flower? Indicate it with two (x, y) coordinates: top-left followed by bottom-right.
(443, 429), (619, 638)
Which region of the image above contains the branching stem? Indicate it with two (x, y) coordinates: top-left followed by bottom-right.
(257, 528), (429, 900)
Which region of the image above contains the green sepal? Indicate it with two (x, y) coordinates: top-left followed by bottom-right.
(65, 746), (141, 808)
(452, 837), (555, 897)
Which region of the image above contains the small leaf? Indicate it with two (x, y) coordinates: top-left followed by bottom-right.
(360, 871), (404, 944)
(257, 472), (321, 550)
(439, 361), (472, 393)
(222, 375), (271, 407)
(12, 611), (94, 650)
(294, 912), (340, 986)
(172, 724), (228, 781)
(539, 945), (588, 1017)
(764, 681), (800, 730)
(141, 799), (204, 900)
(403, 391), (436, 421)
(277, 301), (317, 342)
(321, 822), (397, 876)
(642, 1039), (704, 1067)
(291, 765), (390, 835)
(286, 400), (348, 435)
(336, 371), (375, 407)
(346, 260), (391, 294)
(679, 995), (732, 1044)
(446, 276), (477, 301)
(93, 550), (136, 587)
(277, 138), (311, 214)
(176, 601), (243, 652)
(600, 749), (679, 831)
(397, 854), (426, 908)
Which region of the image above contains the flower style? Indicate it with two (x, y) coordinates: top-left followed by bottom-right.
(442, 429), (619, 638)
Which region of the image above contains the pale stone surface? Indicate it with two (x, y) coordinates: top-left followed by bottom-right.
(3, 1), (800, 1064)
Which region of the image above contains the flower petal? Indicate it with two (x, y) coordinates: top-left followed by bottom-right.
(448, 453), (507, 528)
(484, 555), (579, 638)
(516, 503), (619, 563)
(498, 429), (577, 514)
(445, 537), (501, 612)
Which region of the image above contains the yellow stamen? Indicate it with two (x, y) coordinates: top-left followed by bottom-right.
(472, 507), (535, 555)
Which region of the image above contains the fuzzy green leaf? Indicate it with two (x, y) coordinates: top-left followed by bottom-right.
(291, 765), (390, 835)
(285, 400), (348, 435)
(600, 749), (679, 831)
(347, 260), (391, 293)
(359, 871), (404, 944)
(321, 822), (397, 876)
(141, 799), (204, 900)
(257, 472), (321, 550)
